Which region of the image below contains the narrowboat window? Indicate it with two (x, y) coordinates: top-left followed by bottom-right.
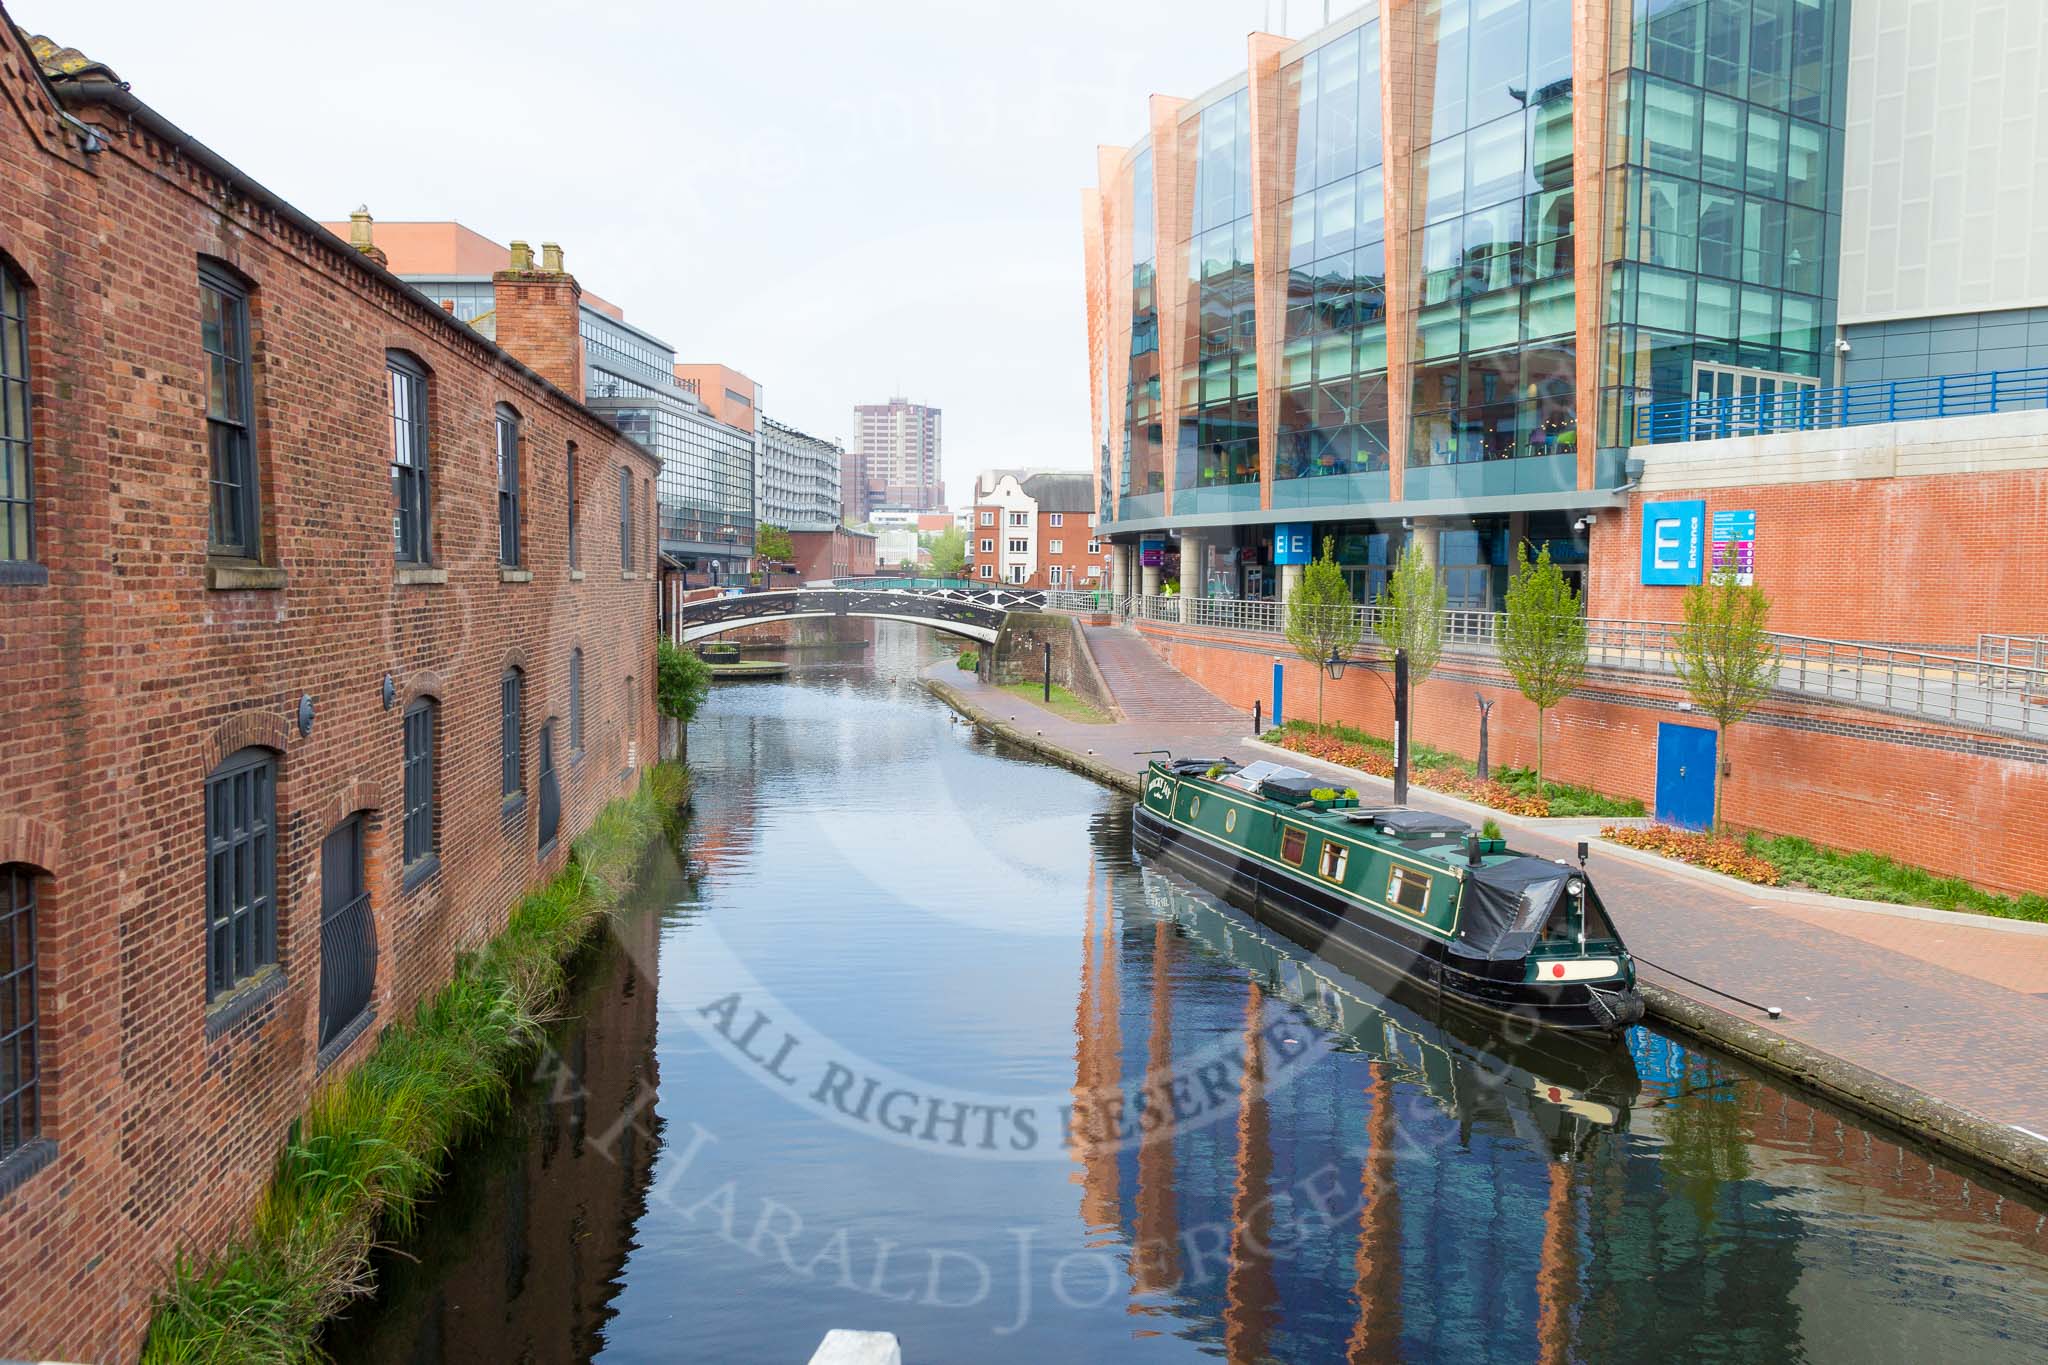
(1388, 865), (1431, 915)
(1540, 882), (1621, 943)
(1281, 827), (1307, 865)
(1188, 794), (1201, 818)
(1318, 841), (1348, 883)
(1224, 809), (1237, 834)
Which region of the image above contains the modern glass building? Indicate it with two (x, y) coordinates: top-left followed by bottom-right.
(758, 417), (844, 529)
(1085, 0), (1851, 608)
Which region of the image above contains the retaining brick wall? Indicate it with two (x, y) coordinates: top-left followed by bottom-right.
(1137, 621), (2048, 898)
(0, 34), (660, 1361)
(988, 612), (1119, 717)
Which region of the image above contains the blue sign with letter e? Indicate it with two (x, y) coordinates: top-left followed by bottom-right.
(1640, 500), (1706, 585)
(1273, 523), (1314, 566)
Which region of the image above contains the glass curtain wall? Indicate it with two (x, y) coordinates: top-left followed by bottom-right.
(1408, 0), (1578, 497)
(1602, 0), (1847, 446)
(1175, 90), (1258, 512)
(1122, 150), (1165, 518)
(1276, 21), (1391, 508)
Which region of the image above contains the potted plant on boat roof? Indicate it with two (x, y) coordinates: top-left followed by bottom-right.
(1309, 787), (1338, 810)
(1335, 787), (1360, 808)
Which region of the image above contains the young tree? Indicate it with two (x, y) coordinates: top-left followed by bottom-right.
(1376, 539), (1446, 743)
(1285, 537), (1363, 736)
(1499, 542), (1588, 792)
(755, 522), (794, 564)
(927, 525), (967, 579)
(1673, 572), (1777, 828)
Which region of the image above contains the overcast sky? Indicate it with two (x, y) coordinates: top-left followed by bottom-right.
(27, 0), (1361, 504)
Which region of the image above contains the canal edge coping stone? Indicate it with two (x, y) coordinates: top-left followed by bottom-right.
(920, 676), (2048, 1198)
(1641, 981), (2048, 1197)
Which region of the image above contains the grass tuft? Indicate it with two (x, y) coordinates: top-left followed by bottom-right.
(140, 762), (690, 1365)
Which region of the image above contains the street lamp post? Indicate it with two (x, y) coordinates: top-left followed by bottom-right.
(1392, 648), (1409, 806)
(1325, 646), (1410, 805)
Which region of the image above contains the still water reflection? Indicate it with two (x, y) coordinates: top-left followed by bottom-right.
(329, 624), (2048, 1364)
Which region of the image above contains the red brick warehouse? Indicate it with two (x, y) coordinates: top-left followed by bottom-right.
(0, 15), (660, 1359)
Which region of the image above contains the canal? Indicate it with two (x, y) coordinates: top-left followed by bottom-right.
(327, 624), (2048, 1364)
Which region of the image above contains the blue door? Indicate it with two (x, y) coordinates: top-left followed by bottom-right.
(1655, 723), (1717, 830)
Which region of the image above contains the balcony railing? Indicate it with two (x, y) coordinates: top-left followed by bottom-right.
(1036, 590), (2048, 738)
(1634, 366), (2048, 445)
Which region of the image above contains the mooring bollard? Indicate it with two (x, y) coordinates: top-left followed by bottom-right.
(1253, 698), (1263, 734)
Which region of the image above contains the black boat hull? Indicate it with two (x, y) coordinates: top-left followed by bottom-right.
(1133, 803), (1642, 1039)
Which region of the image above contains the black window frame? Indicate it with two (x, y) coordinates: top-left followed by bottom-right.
(204, 747), (279, 1002)
(1, 864), (43, 1170)
(316, 815), (377, 1058)
(566, 441), (580, 570)
(388, 351), (431, 565)
(619, 466), (633, 571)
(537, 718), (561, 855)
(1, 262), (34, 570)
(496, 404), (521, 567)
(402, 700), (437, 877)
(569, 648), (585, 755)
(199, 261), (261, 559)
(500, 667), (524, 803)
(623, 673), (638, 772)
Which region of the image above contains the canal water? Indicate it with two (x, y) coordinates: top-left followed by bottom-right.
(327, 624), (2048, 1364)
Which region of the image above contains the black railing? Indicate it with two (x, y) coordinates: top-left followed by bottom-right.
(537, 727), (562, 854)
(318, 888), (376, 1052)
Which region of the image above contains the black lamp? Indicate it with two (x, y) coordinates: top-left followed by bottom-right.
(1325, 646), (1348, 681)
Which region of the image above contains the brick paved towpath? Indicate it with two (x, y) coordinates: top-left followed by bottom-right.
(928, 626), (2048, 1189)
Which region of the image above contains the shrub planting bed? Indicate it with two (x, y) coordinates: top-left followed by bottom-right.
(1267, 721), (1643, 820)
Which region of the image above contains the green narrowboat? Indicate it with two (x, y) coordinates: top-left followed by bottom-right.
(1133, 756), (1646, 1037)
(1137, 864), (1640, 1150)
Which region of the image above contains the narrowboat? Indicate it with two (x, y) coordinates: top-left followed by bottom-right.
(1137, 865), (1640, 1151)
(1133, 756), (1647, 1037)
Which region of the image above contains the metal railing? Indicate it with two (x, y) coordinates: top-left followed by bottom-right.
(1980, 634), (2048, 697)
(318, 888), (376, 1052)
(1056, 591), (2048, 738)
(1634, 365), (2048, 444)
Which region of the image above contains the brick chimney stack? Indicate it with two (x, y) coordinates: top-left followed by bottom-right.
(346, 204), (388, 267)
(492, 238), (584, 401)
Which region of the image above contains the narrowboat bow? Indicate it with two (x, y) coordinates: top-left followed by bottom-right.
(1133, 756), (1647, 1036)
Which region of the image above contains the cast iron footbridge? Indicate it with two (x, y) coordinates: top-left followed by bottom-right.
(671, 584), (1047, 646)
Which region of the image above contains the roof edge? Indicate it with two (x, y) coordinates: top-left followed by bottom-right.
(49, 76), (649, 459)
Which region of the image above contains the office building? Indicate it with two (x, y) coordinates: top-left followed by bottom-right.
(852, 395), (944, 515)
(759, 417), (845, 529)
(1080, 0), (2048, 901)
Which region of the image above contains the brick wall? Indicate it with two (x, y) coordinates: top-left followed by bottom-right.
(789, 525), (876, 581)
(987, 612), (1118, 716)
(1137, 622), (2048, 898)
(0, 32), (659, 1360)
(1589, 468), (2048, 647)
